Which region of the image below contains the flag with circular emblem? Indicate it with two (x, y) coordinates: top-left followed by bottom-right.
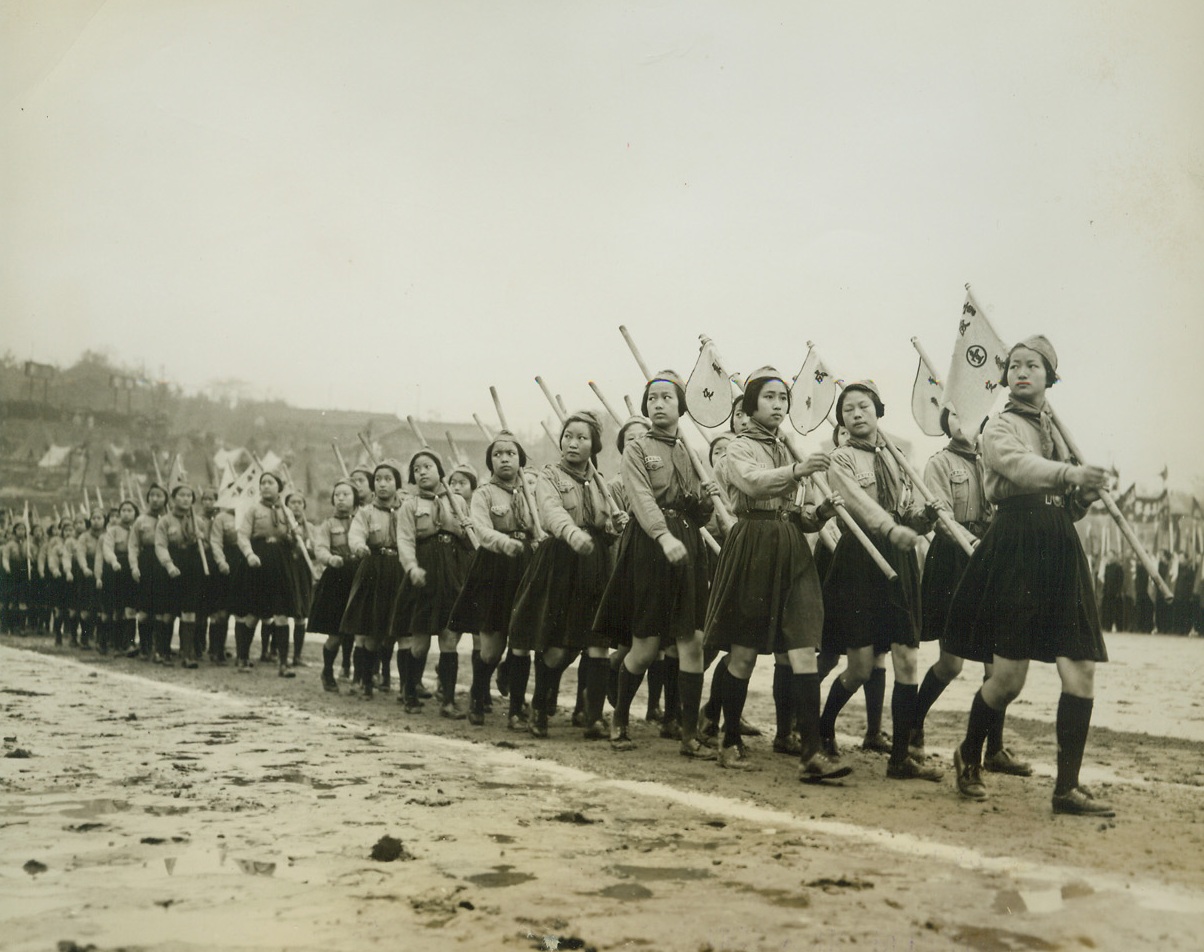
(944, 288), (1009, 432)
(788, 343), (837, 435)
(685, 337), (737, 428)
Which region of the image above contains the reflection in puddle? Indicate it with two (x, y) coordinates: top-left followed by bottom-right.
(597, 882), (653, 900)
(464, 864), (535, 887)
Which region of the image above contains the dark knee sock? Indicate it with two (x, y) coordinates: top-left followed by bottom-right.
(646, 657), (665, 713)
(914, 667), (950, 732)
(820, 676), (856, 740)
(233, 622), (250, 661)
(322, 644), (337, 677)
(351, 645), (366, 685)
(863, 667), (886, 737)
(123, 617), (138, 652)
(703, 658), (728, 721)
(178, 620), (195, 661)
(293, 622), (306, 662)
(961, 689), (1004, 766)
(679, 670), (704, 738)
(793, 672), (822, 758)
(546, 660), (567, 714)
(437, 651), (459, 704)
(414, 647), (430, 687)
(584, 656), (608, 723)
(614, 663), (645, 728)
(721, 673), (750, 749)
(531, 656), (550, 715)
(508, 655), (532, 717)
(889, 683), (918, 766)
(156, 619), (172, 656)
(817, 648), (840, 681)
(983, 673), (1004, 755)
(1054, 694), (1094, 795)
(470, 650), (486, 705)
(379, 642), (394, 684)
(405, 649), (422, 700)
(340, 637), (351, 674)
(773, 663), (793, 738)
(661, 656), (680, 723)
(573, 659), (587, 714)
(607, 659), (619, 708)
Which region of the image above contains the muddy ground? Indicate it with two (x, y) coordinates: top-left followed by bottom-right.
(1, 632), (1202, 951)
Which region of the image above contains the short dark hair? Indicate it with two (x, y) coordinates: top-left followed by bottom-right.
(939, 406), (952, 439)
(485, 436), (527, 474)
(741, 376), (791, 417)
(835, 385), (884, 426)
(1000, 343), (1059, 388)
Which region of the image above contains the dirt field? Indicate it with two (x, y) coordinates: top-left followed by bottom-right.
(2, 633), (1202, 951)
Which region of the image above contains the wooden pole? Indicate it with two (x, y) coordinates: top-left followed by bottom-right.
(617, 326), (735, 534)
(623, 395), (636, 416)
(356, 432), (380, 466)
(588, 380), (624, 426)
(252, 453), (317, 579)
(472, 413), (497, 442)
(534, 379), (622, 522)
(331, 441), (350, 478)
(880, 436), (976, 557)
(1047, 405), (1173, 600)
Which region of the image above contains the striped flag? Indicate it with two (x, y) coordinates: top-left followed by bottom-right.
(944, 288), (1009, 431)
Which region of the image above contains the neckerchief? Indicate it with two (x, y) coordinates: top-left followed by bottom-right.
(1002, 399), (1073, 462)
(489, 475), (529, 528)
(847, 434), (901, 513)
(557, 461), (596, 526)
(945, 440), (978, 464)
(644, 428), (694, 494)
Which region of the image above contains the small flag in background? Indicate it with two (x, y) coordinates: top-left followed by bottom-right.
(167, 453), (188, 487)
(686, 337), (737, 428)
(789, 343), (837, 435)
(910, 339), (946, 437)
(217, 461), (263, 510)
(944, 288), (1010, 432)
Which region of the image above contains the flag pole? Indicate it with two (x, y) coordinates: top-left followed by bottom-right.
(617, 327), (735, 534)
(910, 337), (943, 387)
(472, 413), (497, 442)
(534, 376), (623, 524)
(331, 441), (350, 478)
(1047, 405), (1172, 601)
(879, 436), (976, 556)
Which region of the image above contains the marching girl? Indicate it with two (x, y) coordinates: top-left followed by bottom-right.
(910, 408), (1030, 777)
(448, 433), (537, 727)
(45, 520), (72, 645)
(510, 410), (618, 739)
(340, 459), (405, 698)
(30, 523), (49, 634)
(342, 463), (374, 679)
(237, 471), (301, 678)
(60, 518), (82, 644)
(595, 371), (716, 757)
(0, 522), (33, 634)
(194, 489), (227, 663)
(99, 500), (139, 656)
(818, 381), (942, 782)
(285, 490), (316, 667)
(393, 449), (472, 718)
(129, 483), (169, 660)
(312, 478), (358, 692)
(75, 508), (107, 650)
(946, 336), (1112, 816)
(155, 484), (207, 668)
(210, 500), (247, 667)
(703, 367), (847, 779)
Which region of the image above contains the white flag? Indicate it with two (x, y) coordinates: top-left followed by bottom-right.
(788, 344), (837, 435)
(686, 338), (737, 428)
(944, 290), (1009, 432)
(910, 344), (945, 437)
(217, 461), (262, 509)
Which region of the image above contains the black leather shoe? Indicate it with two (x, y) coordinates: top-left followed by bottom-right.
(954, 746), (987, 800)
(984, 747), (1033, 777)
(1052, 786), (1115, 817)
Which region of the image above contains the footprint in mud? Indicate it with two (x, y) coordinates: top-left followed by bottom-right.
(596, 882), (653, 900)
(465, 865), (535, 887)
(950, 925), (1058, 951)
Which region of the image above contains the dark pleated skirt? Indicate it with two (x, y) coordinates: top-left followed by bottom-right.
(340, 550), (403, 638)
(595, 511), (708, 648)
(822, 529), (920, 655)
(243, 539), (298, 619)
(75, 572), (100, 614)
(391, 532), (470, 637)
(944, 505), (1107, 665)
(288, 548), (314, 618)
(920, 532), (970, 643)
(308, 559), (357, 634)
(100, 552), (136, 615)
(448, 539), (533, 636)
(135, 549), (162, 615)
(509, 529), (610, 652)
(159, 544), (206, 616)
(221, 544), (249, 617)
(704, 513), (824, 654)
(200, 550), (228, 618)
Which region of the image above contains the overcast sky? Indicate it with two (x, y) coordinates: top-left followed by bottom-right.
(3, 1), (1202, 485)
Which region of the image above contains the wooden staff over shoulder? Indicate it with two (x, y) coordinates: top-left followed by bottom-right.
(534, 376), (623, 524)
(331, 440), (350, 478)
(616, 326), (736, 534)
(488, 386), (546, 543)
(23, 500), (32, 579)
(1047, 405), (1173, 601)
(445, 431), (467, 467)
(407, 415), (479, 549)
(357, 432), (380, 466)
(623, 395), (637, 417)
(473, 414), (496, 442)
(879, 436), (976, 556)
